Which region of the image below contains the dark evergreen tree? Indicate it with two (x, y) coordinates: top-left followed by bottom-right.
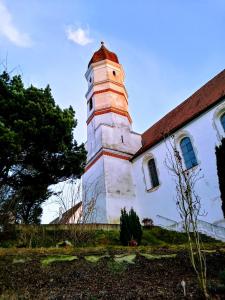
(216, 138), (225, 217)
(119, 207), (142, 245)
(129, 208), (142, 245)
(0, 71), (87, 224)
(119, 208), (131, 246)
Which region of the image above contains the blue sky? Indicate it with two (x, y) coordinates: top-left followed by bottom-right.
(0, 0), (225, 222)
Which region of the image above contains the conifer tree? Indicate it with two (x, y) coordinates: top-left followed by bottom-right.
(0, 71), (86, 224)
(119, 208), (131, 246)
(129, 208), (142, 245)
(119, 207), (142, 245)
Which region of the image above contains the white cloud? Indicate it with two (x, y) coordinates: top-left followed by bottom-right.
(0, 0), (32, 47)
(66, 26), (93, 46)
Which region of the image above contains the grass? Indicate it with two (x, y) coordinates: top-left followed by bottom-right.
(12, 258), (27, 264)
(0, 290), (19, 300)
(108, 253), (137, 273)
(114, 254), (136, 264)
(0, 241), (224, 259)
(0, 226), (224, 251)
(84, 255), (109, 263)
(107, 260), (128, 274)
(41, 255), (78, 266)
(140, 253), (177, 260)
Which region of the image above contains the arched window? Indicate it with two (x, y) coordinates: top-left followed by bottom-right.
(148, 158), (159, 188)
(220, 113), (225, 131)
(180, 137), (197, 169)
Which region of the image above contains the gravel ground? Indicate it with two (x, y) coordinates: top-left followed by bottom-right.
(0, 250), (225, 299)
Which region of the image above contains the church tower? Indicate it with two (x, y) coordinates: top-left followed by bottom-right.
(82, 42), (141, 223)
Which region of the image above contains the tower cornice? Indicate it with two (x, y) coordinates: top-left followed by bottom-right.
(85, 79), (128, 100)
(86, 107), (132, 125)
(84, 147), (133, 173)
(86, 88), (128, 104)
(85, 59), (124, 79)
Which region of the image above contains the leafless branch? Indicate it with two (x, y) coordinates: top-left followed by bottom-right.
(165, 136), (209, 299)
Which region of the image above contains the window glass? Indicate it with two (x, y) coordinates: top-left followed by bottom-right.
(220, 113), (225, 131)
(148, 159), (159, 188)
(89, 98), (93, 111)
(180, 137), (197, 169)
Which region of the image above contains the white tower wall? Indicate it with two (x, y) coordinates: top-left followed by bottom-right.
(82, 44), (142, 223)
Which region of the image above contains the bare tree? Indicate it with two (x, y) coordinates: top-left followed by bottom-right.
(165, 136), (209, 299)
(53, 179), (82, 222)
(54, 176), (103, 224)
(51, 176), (104, 245)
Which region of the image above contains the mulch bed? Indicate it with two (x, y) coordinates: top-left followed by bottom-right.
(0, 251), (225, 299)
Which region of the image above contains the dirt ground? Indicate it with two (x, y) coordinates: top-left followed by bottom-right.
(0, 250), (225, 299)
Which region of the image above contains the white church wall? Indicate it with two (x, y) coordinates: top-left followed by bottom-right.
(101, 125), (142, 154)
(86, 113), (140, 162)
(82, 157), (108, 223)
(93, 111), (130, 129)
(132, 102), (225, 225)
(103, 155), (139, 223)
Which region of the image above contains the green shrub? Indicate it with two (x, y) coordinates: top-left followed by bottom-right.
(129, 208), (142, 245)
(120, 208), (131, 246)
(119, 207), (142, 246)
(219, 270), (225, 285)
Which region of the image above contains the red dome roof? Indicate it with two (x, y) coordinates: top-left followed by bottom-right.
(88, 42), (119, 67)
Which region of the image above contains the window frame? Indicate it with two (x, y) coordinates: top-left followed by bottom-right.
(220, 113), (225, 131)
(180, 136), (198, 170)
(148, 158), (160, 188)
(212, 104), (225, 140)
(142, 154), (160, 192)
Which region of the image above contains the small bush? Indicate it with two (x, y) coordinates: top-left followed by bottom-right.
(142, 218), (154, 228)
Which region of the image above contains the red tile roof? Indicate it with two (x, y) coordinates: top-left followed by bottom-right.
(88, 42), (119, 67)
(133, 69), (225, 159)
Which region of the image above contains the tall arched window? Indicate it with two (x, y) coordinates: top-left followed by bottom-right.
(180, 137), (198, 169)
(220, 113), (225, 131)
(148, 158), (159, 188)
(89, 98), (93, 111)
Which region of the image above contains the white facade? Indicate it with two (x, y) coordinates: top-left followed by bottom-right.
(132, 101), (225, 225)
(82, 44), (225, 225)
